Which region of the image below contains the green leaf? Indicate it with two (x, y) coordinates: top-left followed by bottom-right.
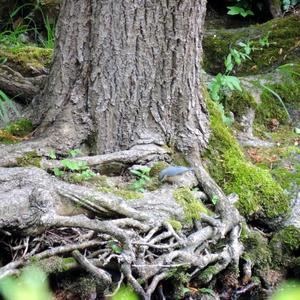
(130, 169), (143, 177)
(61, 159), (83, 171)
(223, 75), (242, 92)
(199, 288), (215, 296)
(48, 150), (56, 160)
(211, 195), (219, 205)
(53, 167), (64, 177)
(68, 149), (81, 158)
(109, 241), (123, 254)
(227, 6), (243, 15)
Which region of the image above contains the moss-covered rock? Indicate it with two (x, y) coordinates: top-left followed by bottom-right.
(223, 89), (257, 120)
(173, 187), (210, 223)
(0, 46), (53, 76)
(203, 15), (300, 76)
(254, 74), (300, 127)
(197, 265), (219, 284)
(204, 95), (289, 219)
(241, 229), (272, 270)
(269, 226), (300, 268)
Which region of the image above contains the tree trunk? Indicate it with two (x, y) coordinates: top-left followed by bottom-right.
(33, 0), (210, 154)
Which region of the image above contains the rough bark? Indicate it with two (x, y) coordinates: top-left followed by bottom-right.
(32, 0), (210, 154)
(0, 65), (42, 101)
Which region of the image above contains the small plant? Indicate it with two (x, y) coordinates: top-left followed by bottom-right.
(50, 149), (96, 182)
(209, 34), (270, 125)
(227, 5), (254, 17)
(130, 167), (151, 192)
(211, 195), (219, 206)
(108, 240), (123, 254)
(227, 0), (254, 17)
(282, 0), (300, 11)
(0, 90), (20, 124)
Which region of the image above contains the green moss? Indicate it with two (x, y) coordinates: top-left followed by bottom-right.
(145, 176), (161, 191)
(168, 219), (183, 232)
(98, 186), (143, 200)
(241, 230), (272, 270)
(16, 151), (41, 167)
(173, 187), (210, 223)
(149, 161), (169, 177)
(88, 175), (110, 187)
(272, 226), (300, 252)
(203, 16), (300, 76)
(204, 97), (289, 219)
(36, 256), (76, 274)
(255, 77), (300, 127)
(5, 119), (33, 136)
(223, 89), (257, 119)
(269, 226), (300, 268)
(197, 265), (219, 283)
(0, 46), (53, 75)
(271, 165), (300, 190)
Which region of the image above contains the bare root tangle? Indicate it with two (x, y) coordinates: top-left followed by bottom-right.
(0, 142), (169, 168)
(0, 147), (245, 298)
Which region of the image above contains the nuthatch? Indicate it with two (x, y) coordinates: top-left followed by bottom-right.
(159, 166), (193, 182)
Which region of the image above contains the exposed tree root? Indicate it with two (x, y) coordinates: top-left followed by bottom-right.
(0, 145), (245, 298)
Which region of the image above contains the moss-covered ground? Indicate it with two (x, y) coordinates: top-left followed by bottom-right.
(203, 95), (290, 219)
(0, 46), (53, 75)
(203, 15), (300, 76)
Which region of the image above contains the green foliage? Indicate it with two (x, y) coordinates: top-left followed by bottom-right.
(109, 240), (123, 254)
(211, 195), (219, 205)
(0, 2), (56, 49)
(51, 149), (96, 183)
(0, 266), (52, 300)
(282, 0), (300, 10)
(168, 219), (183, 232)
(204, 97), (289, 219)
(199, 288), (215, 296)
(259, 83), (291, 121)
(130, 167), (151, 192)
(4, 119), (33, 136)
(227, 6), (254, 17)
(208, 38), (262, 125)
(0, 90), (20, 124)
(68, 148), (81, 158)
(48, 149), (56, 160)
(203, 16), (300, 76)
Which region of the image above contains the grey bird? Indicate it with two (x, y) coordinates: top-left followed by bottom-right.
(159, 166), (193, 182)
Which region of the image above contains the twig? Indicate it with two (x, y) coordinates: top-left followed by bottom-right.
(72, 250), (112, 285)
